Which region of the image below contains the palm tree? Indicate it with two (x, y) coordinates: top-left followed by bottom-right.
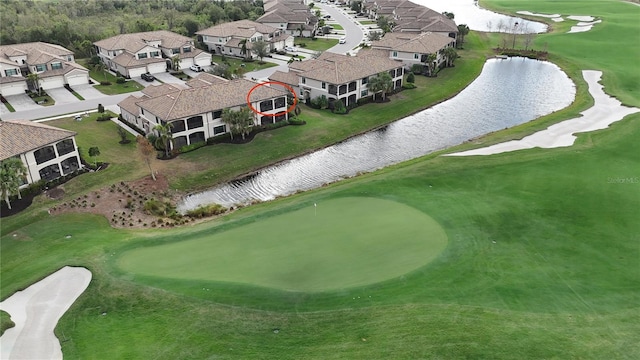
(27, 72), (42, 96)
(457, 24), (470, 48)
(93, 62), (107, 82)
(239, 39), (249, 60)
(153, 122), (174, 158)
(297, 23), (305, 38)
(171, 55), (181, 71)
(425, 53), (437, 76)
(443, 47), (457, 67)
(367, 71), (393, 102)
(0, 157), (27, 210)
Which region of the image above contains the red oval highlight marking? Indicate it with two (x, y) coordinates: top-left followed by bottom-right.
(246, 81), (298, 117)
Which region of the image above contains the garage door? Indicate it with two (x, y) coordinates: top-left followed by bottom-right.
(1, 81), (27, 96)
(40, 76), (65, 90)
(181, 58), (194, 68)
(129, 67), (147, 78)
(66, 74), (89, 86)
(147, 62), (166, 74)
(194, 53), (211, 67)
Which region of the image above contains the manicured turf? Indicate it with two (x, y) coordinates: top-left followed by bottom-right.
(117, 197), (448, 291)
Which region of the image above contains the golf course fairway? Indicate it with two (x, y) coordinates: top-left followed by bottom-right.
(117, 197), (448, 292)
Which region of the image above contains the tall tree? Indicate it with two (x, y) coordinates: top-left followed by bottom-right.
(425, 53), (437, 76)
(239, 39), (249, 60)
(252, 40), (269, 63)
(153, 122), (174, 158)
(457, 24), (470, 48)
(297, 23), (305, 38)
(0, 157), (27, 210)
(221, 107), (254, 140)
(367, 71), (393, 102)
(171, 55), (181, 71)
(27, 72), (42, 96)
(93, 62), (107, 82)
(183, 18), (199, 37)
(377, 16), (394, 33)
(442, 47), (457, 67)
(137, 136), (157, 181)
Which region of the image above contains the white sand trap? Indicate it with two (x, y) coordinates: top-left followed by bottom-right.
(569, 20), (602, 33)
(0, 266), (92, 360)
(517, 10), (564, 22)
(567, 15), (595, 22)
(446, 70), (640, 157)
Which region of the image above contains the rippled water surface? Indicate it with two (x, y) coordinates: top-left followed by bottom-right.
(178, 58), (574, 211)
(414, 0), (547, 33)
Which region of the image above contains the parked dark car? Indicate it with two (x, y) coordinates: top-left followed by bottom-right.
(141, 73), (155, 82)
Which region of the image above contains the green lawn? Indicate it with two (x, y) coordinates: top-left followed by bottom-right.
(77, 58), (144, 95)
(295, 38), (340, 52)
(1, 0), (639, 358)
(117, 197), (447, 292)
(211, 55), (278, 74)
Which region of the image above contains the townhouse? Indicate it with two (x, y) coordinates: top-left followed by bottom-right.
(271, 51), (404, 108)
(94, 30), (210, 78)
(196, 19), (294, 58)
(370, 31), (456, 70)
(0, 120), (81, 186)
(257, 0), (318, 37)
(118, 75), (290, 149)
(0, 42), (89, 96)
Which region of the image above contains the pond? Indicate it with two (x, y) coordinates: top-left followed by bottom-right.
(178, 57), (575, 212)
(414, 0), (548, 33)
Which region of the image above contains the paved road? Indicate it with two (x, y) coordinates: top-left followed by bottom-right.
(317, 3), (365, 54)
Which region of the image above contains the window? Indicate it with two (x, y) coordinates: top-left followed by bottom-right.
(34, 146), (56, 164)
(260, 100), (274, 112)
(39, 164), (61, 181)
(183, 46), (191, 53)
(213, 125), (226, 135)
(138, 53), (148, 59)
(60, 156), (79, 175)
(301, 77), (306, 84)
(189, 132), (205, 144)
(51, 62), (63, 70)
(35, 64), (46, 72)
(322, 82), (326, 89)
(274, 97), (286, 109)
(212, 110), (222, 119)
(4, 69), (18, 76)
(187, 116), (203, 130)
(172, 48), (180, 54)
(338, 84), (347, 95)
(174, 136), (187, 149)
(56, 139), (75, 156)
(261, 115), (273, 125)
(150, 51), (160, 57)
(170, 120), (186, 133)
(328, 84), (337, 95)
(392, 51), (398, 57)
(362, 77), (368, 85)
(361, 89), (368, 97)
(413, 53), (419, 60)
(348, 81), (356, 92)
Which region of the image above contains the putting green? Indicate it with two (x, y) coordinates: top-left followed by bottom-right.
(117, 197), (448, 292)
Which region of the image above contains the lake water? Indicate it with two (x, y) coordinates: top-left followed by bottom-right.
(414, 0), (548, 33)
(177, 57), (575, 212)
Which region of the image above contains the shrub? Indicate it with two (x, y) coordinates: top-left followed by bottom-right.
(99, 81), (111, 86)
(332, 99), (348, 114)
(288, 118), (306, 125)
(116, 77), (126, 84)
(406, 71), (415, 83)
(402, 82), (417, 90)
(98, 104), (104, 113)
(143, 199), (177, 217)
(96, 113), (111, 122)
(185, 203), (227, 218)
(179, 141), (207, 154)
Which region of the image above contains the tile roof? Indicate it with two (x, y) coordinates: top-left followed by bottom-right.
(0, 120), (76, 160)
(299, 51), (401, 84)
(142, 83), (183, 97)
(371, 32), (455, 54)
(268, 70), (300, 87)
(94, 30), (193, 53)
(185, 73), (229, 88)
(117, 94), (147, 116)
(0, 76), (26, 84)
(136, 78), (288, 121)
(0, 42), (73, 61)
(111, 51), (165, 69)
(197, 19), (278, 38)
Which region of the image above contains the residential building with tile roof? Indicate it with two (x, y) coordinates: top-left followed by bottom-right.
(0, 120), (81, 185)
(370, 31), (456, 70)
(94, 30), (211, 78)
(257, 0), (318, 38)
(118, 75), (290, 150)
(0, 42), (89, 96)
(197, 19), (294, 58)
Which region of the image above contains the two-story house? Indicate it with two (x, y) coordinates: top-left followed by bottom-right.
(370, 31), (456, 70)
(118, 76), (290, 150)
(0, 42), (89, 96)
(196, 19), (294, 58)
(94, 30), (210, 78)
(257, 0), (318, 38)
(0, 120), (81, 186)
(290, 51), (404, 108)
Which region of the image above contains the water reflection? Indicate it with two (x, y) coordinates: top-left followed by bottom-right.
(178, 58), (574, 212)
(414, 0), (548, 33)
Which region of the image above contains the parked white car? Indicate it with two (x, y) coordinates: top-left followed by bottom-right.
(339, 37), (346, 44)
(284, 46), (297, 52)
(190, 64), (203, 72)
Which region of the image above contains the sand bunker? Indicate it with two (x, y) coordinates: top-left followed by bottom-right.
(0, 266), (92, 360)
(446, 70), (640, 157)
(517, 11), (601, 30)
(569, 20), (602, 33)
(517, 10), (563, 22)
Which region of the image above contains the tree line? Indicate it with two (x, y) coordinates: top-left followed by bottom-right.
(0, 0), (266, 58)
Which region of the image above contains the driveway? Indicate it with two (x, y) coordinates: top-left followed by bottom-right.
(73, 83), (105, 100)
(46, 87), (79, 105)
(153, 72), (187, 86)
(0, 94), (40, 115)
(317, 3), (365, 54)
